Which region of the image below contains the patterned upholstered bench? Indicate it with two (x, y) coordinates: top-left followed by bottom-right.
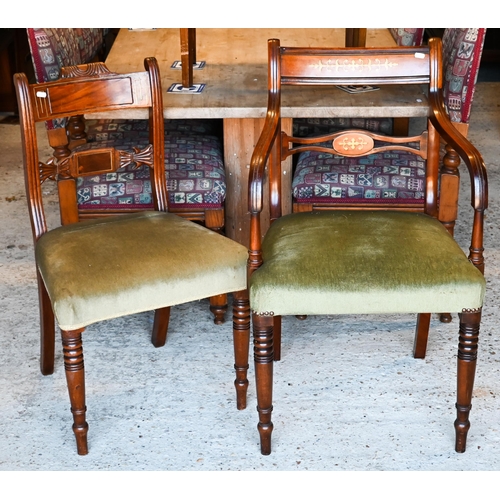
(27, 28), (104, 132)
(441, 28), (486, 132)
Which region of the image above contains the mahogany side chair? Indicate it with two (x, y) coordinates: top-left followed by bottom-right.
(248, 38), (487, 455)
(27, 28), (229, 323)
(15, 57), (250, 455)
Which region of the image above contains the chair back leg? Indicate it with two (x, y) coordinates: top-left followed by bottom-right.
(38, 272), (56, 375)
(413, 312), (431, 359)
(151, 307), (171, 347)
(210, 294), (228, 324)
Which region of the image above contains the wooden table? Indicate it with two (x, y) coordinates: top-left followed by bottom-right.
(103, 29), (429, 245)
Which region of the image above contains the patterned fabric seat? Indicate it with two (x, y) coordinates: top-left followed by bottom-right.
(292, 141), (425, 205)
(75, 134), (226, 211)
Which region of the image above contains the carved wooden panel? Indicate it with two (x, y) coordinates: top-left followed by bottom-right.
(60, 63), (115, 79)
(280, 47), (430, 85)
(30, 71), (152, 123)
(40, 145), (154, 182)
(41, 79), (134, 118)
(70, 150), (116, 177)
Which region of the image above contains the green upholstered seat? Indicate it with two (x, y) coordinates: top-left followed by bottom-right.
(36, 211), (248, 331)
(250, 211), (485, 316)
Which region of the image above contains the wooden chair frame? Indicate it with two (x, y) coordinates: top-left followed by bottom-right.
(27, 29), (228, 323)
(16, 58), (250, 454)
(58, 65), (227, 325)
(248, 38), (487, 455)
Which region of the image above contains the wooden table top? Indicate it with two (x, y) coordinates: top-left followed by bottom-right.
(103, 28), (430, 120)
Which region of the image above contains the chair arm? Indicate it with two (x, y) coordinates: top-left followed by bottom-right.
(429, 92), (488, 214)
(429, 91), (487, 273)
(248, 111), (280, 215)
(249, 39), (282, 217)
(247, 109), (280, 272)
(247, 64), (281, 271)
(427, 38), (487, 214)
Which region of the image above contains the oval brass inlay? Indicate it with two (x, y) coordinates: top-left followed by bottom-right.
(332, 132), (374, 156)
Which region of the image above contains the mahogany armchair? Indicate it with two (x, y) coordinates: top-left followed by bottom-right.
(15, 57), (250, 455)
(248, 38), (487, 455)
(27, 28), (229, 322)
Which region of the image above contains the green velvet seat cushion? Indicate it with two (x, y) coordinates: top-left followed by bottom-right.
(250, 211), (485, 316)
(36, 211), (248, 331)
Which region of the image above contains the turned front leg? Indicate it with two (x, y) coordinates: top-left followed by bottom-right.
(61, 328), (88, 455)
(455, 309), (481, 453)
(233, 290), (250, 410)
(253, 312), (274, 455)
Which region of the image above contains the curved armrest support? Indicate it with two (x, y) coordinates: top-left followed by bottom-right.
(428, 38), (487, 213)
(248, 39), (282, 272)
(429, 91), (487, 272)
(248, 108), (280, 274)
(248, 111), (280, 215)
(249, 39), (282, 216)
(427, 37), (487, 273)
(429, 93), (488, 213)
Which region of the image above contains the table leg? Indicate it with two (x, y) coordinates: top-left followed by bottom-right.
(180, 28), (195, 88)
(345, 28), (367, 47)
(223, 117), (292, 246)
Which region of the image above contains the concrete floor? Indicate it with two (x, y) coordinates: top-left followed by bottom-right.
(0, 82), (500, 476)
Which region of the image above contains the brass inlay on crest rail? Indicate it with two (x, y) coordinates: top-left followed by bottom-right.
(310, 58), (399, 71)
